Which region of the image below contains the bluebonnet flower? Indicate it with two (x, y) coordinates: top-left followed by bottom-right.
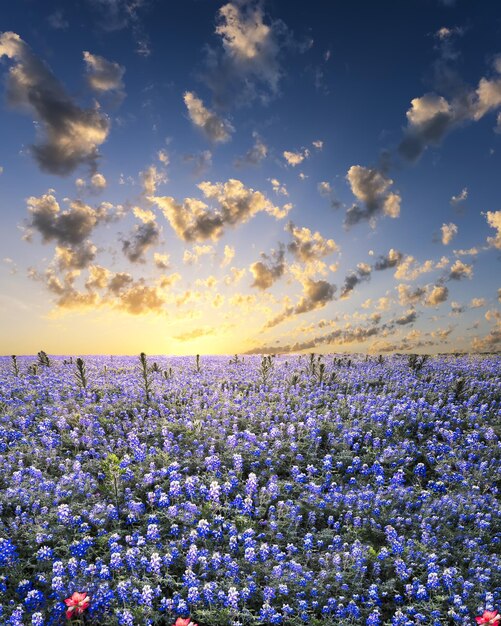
(0, 538), (18, 566)
(31, 613), (44, 626)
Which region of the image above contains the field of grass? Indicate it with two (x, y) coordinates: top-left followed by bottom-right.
(0, 353), (499, 625)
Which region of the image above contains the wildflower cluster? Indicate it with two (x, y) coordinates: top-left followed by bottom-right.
(0, 353), (499, 625)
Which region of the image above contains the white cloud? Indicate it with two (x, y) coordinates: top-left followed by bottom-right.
(317, 181), (331, 196)
(149, 178), (287, 242)
(221, 244), (235, 267)
(153, 252), (170, 269)
(450, 187), (468, 207)
(286, 222), (338, 263)
(400, 56), (501, 161)
(470, 297), (486, 309)
(283, 148), (310, 166)
(394, 256), (438, 281)
(0, 32), (110, 174)
(448, 259), (473, 280)
(485, 210), (501, 248)
(183, 91), (234, 143)
(205, 0), (285, 107)
(140, 165), (167, 196)
(425, 284), (449, 306)
(83, 51), (125, 95)
(345, 165), (401, 226)
(158, 149), (169, 165)
(235, 132), (268, 166)
(269, 178), (288, 196)
(183, 244), (214, 265)
(441, 222), (458, 245)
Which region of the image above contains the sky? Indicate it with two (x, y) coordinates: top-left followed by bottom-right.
(0, 0), (500, 356)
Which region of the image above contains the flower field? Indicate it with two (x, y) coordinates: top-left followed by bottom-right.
(0, 353), (500, 626)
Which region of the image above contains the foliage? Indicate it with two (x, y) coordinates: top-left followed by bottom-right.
(37, 350), (51, 367)
(74, 357), (88, 390)
(139, 352), (153, 403)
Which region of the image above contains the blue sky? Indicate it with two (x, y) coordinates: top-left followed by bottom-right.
(0, 0), (500, 355)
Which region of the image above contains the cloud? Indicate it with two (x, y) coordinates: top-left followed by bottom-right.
(373, 248), (403, 271)
(107, 271), (134, 294)
(317, 181), (331, 197)
(149, 178), (288, 242)
(450, 301), (465, 315)
(235, 132), (268, 166)
(121, 220), (161, 263)
(435, 27), (462, 41)
(472, 329), (501, 352)
(425, 284), (449, 306)
(42, 268), (99, 310)
(453, 246), (479, 256)
(132, 206), (155, 223)
(441, 222), (458, 245)
(375, 296), (392, 311)
(76, 172), (108, 194)
(221, 244), (235, 267)
(265, 278), (336, 329)
(345, 165), (401, 227)
(174, 327), (216, 342)
(153, 252), (170, 270)
(140, 165), (167, 195)
(183, 244), (214, 265)
(183, 150), (212, 177)
(312, 140), (323, 149)
(269, 178), (288, 196)
(54, 241), (97, 270)
(397, 283), (427, 306)
(399, 56), (501, 162)
(86, 0), (152, 57)
(83, 51), (125, 97)
(283, 148), (310, 166)
(116, 281), (166, 314)
(394, 255), (441, 281)
(485, 210), (501, 249)
(85, 264), (111, 290)
(450, 187), (468, 207)
(47, 10), (69, 30)
(246, 321), (387, 354)
(339, 248), (402, 299)
(398, 93), (454, 162)
(224, 266), (246, 286)
(472, 310), (501, 351)
(286, 222), (338, 263)
(395, 310), (417, 325)
(250, 245), (285, 290)
(0, 32), (110, 175)
(158, 149), (169, 165)
(39, 259), (181, 315)
(470, 297), (486, 309)
(26, 191), (112, 246)
(203, 0), (287, 107)
(183, 91), (234, 143)
(296, 279), (336, 314)
(448, 258), (473, 280)
(339, 263), (372, 299)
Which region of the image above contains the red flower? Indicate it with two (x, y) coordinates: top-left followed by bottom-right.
(64, 592), (90, 620)
(173, 618), (198, 626)
(476, 611), (501, 625)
